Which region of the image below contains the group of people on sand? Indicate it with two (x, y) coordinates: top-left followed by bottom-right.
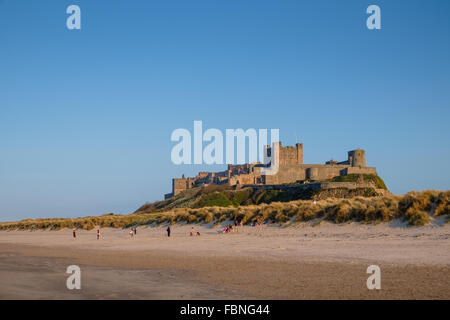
(72, 228), (102, 239)
(190, 227), (201, 236)
(222, 220), (244, 233)
(72, 225), (177, 240)
(222, 224), (234, 233)
(166, 225), (198, 237)
(72, 222), (254, 240)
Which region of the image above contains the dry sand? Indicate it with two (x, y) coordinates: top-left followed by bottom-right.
(0, 220), (449, 299)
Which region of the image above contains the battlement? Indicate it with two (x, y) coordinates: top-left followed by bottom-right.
(166, 142), (377, 198)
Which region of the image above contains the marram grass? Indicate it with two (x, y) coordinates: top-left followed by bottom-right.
(1, 190), (449, 231)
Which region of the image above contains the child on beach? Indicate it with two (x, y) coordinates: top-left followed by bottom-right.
(129, 230), (134, 238)
(190, 227), (194, 236)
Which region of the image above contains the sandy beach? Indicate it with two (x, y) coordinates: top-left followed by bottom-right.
(0, 220), (449, 299)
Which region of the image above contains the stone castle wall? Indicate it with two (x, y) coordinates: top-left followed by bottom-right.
(263, 164), (377, 184)
(167, 143), (377, 198)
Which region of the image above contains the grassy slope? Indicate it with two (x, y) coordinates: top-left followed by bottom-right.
(328, 174), (387, 190)
(1, 190), (449, 230)
(135, 174), (387, 213)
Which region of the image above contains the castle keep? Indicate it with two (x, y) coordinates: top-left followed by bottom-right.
(165, 142), (377, 199)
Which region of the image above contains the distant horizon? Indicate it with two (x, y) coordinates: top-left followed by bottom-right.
(1, 0), (449, 221)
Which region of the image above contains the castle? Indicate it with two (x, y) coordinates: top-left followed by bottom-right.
(165, 142), (377, 199)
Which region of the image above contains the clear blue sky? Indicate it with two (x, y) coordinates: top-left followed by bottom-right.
(1, 0), (449, 221)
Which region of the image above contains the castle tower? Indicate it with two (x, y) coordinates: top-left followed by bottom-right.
(264, 142), (303, 166)
(263, 145), (271, 165)
(348, 149), (366, 167)
(172, 176), (187, 196)
(296, 143), (303, 165)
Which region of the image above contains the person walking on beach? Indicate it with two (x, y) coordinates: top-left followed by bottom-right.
(167, 226), (171, 237)
(97, 229), (100, 240)
(190, 227), (194, 236)
(133, 227), (137, 235)
(129, 229), (134, 238)
(73, 228), (76, 239)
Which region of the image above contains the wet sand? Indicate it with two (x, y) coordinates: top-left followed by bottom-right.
(0, 221), (449, 299)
